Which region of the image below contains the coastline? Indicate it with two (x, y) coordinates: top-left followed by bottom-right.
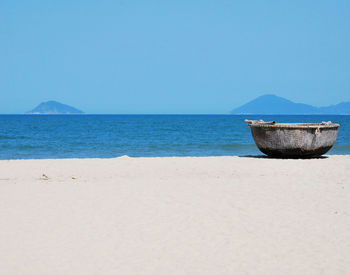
(1, 155), (349, 274)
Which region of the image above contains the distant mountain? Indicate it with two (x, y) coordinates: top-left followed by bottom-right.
(231, 94), (350, 115)
(26, 101), (84, 114)
(319, 101), (350, 114)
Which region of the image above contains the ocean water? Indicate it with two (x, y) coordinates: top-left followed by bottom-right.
(0, 115), (349, 159)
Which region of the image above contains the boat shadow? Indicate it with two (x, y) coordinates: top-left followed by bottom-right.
(239, 155), (329, 159)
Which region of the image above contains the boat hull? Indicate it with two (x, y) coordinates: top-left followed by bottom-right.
(249, 124), (339, 158)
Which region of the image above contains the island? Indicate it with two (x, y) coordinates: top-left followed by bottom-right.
(26, 101), (84, 114)
(231, 94), (350, 115)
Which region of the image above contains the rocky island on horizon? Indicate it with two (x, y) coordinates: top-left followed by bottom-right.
(26, 101), (84, 114)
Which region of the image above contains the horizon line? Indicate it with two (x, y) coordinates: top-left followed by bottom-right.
(1, 113), (350, 116)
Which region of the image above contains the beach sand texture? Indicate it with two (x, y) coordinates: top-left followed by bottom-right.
(0, 155), (349, 274)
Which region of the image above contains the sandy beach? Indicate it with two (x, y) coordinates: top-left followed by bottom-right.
(0, 155), (349, 274)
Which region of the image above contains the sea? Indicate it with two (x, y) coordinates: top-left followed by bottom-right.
(0, 115), (349, 160)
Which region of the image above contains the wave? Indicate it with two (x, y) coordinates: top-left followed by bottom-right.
(0, 135), (27, 140)
(0, 144), (45, 150)
(147, 143), (255, 149)
(331, 144), (350, 153)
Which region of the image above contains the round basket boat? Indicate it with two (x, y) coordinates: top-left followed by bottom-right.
(245, 120), (340, 158)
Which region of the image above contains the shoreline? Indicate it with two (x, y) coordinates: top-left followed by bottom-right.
(0, 153), (349, 161)
(1, 155), (349, 274)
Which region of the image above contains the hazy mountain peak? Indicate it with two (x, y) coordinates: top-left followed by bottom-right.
(231, 94), (350, 115)
(27, 101), (84, 114)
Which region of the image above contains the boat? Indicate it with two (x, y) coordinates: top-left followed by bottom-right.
(245, 120), (340, 158)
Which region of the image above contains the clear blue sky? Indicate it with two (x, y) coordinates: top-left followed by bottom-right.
(1, 0), (349, 114)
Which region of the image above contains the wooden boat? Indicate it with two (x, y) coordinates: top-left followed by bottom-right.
(245, 120), (340, 158)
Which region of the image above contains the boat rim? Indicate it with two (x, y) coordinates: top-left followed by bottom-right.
(248, 123), (340, 129)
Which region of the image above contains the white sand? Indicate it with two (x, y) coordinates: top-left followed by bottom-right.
(0, 155), (349, 274)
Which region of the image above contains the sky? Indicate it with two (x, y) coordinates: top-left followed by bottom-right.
(1, 0), (349, 114)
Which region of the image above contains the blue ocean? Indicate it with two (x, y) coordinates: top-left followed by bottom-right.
(0, 115), (349, 159)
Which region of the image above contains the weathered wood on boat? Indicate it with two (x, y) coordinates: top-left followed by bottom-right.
(245, 120), (340, 158)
